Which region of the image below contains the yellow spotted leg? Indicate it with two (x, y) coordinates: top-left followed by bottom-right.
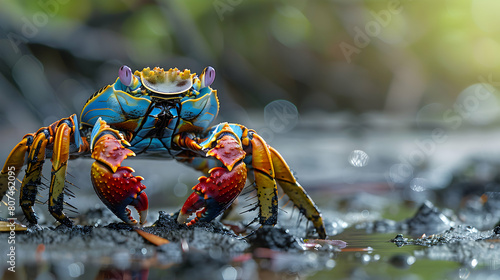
(48, 121), (73, 226)
(249, 131), (327, 238)
(0, 137), (31, 199)
(269, 147), (326, 238)
(0, 114), (86, 226)
(20, 132), (49, 224)
(250, 133), (279, 226)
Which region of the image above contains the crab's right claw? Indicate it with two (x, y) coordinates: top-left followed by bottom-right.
(91, 164), (149, 225)
(90, 119), (149, 225)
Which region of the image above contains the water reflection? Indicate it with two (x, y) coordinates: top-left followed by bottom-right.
(2, 226), (499, 280)
(96, 267), (149, 280)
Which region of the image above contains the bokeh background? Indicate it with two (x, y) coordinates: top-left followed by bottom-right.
(2, 0), (500, 125)
(3, 1), (500, 279)
(1, 0), (500, 223)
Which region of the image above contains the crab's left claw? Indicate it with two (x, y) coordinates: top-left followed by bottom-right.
(177, 165), (247, 226)
(178, 131), (247, 226)
(177, 170), (226, 225)
(90, 119), (149, 225)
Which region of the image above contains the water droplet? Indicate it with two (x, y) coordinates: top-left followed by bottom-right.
(410, 178), (427, 192)
(221, 265), (237, 280)
(325, 259), (336, 269)
(361, 254), (371, 264)
(68, 262), (84, 278)
(264, 100), (299, 133)
(349, 150), (369, 167)
(458, 267), (470, 279)
(407, 256), (416, 266)
(361, 210), (370, 218)
(174, 182), (188, 197)
(112, 251), (130, 270)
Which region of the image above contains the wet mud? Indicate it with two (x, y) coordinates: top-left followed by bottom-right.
(2, 158), (500, 279)
(0, 208), (343, 279)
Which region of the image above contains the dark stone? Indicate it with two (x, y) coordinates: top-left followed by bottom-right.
(405, 201), (451, 232)
(391, 234), (408, 247)
(493, 225), (500, 235)
(246, 226), (303, 251)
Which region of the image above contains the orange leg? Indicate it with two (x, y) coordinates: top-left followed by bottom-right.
(268, 147), (326, 238)
(47, 121), (73, 226)
(20, 132), (48, 224)
(249, 130), (326, 238)
(0, 114), (85, 226)
(1, 137), (31, 200)
(249, 133), (278, 226)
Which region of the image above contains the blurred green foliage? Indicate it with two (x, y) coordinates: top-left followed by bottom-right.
(1, 0), (500, 126)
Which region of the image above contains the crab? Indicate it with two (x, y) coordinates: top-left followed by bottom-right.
(0, 65), (326, 238)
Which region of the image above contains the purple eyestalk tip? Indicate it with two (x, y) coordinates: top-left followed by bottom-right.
(202, 66), (215, 88)
(119, 65), (133, 87)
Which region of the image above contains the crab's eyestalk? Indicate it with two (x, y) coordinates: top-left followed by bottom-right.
(119, 65), (133, 87)
(200, 66), (215, 88)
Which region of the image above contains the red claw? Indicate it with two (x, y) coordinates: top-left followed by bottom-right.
(178, 191), (207, 226)
(91, 130), (149, 225)
(91, 163), (149, 225)
(178, 164), (247, 226)
(178, 134), (247, 226)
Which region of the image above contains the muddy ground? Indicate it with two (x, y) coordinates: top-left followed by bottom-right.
(2, 186), (500, 280)
(2, 118), (500, 279)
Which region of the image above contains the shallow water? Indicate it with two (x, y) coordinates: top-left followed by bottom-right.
(318, 229), (459, 280)
(3, 223), (498, 280)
